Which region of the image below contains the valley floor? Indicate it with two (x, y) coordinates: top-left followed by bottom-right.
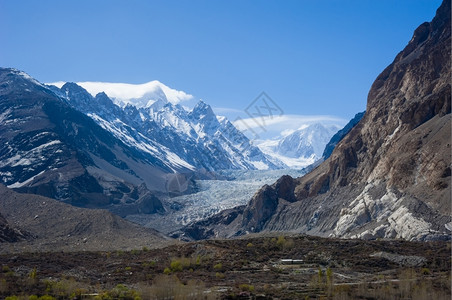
(0, 234), (450, 299)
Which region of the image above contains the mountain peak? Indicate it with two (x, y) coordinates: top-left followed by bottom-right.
(193, 100), (211, 111)
(0, 67), (46, 93)
(191, 100), (215, 120)
(95, 91), (109, 99)
(47, 80), (194, 109)
(60, 82), (93, 104)
(61, 82), (88, 92)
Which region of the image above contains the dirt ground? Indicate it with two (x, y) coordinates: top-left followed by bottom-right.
(0, 234), (450, 299)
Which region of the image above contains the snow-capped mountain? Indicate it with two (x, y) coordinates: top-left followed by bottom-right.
(51, 80), (193, 107)
(50, 80), (281, 174)
(257, 123), (341, 168)
(0, 68), (167, 214)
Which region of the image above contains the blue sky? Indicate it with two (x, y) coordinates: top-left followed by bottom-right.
(0, 0), (441, 122)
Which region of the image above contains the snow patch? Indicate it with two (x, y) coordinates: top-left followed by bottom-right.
(250, 161), (269, 170)
(16, 70), (45, 87)
(7, 170), (45, 188)
(0, 108), (12, 123)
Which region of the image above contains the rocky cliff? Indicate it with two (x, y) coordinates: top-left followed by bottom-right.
(179, 0), (451, 241)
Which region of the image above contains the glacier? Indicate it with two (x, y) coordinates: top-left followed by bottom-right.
(126, 169), (306, 234)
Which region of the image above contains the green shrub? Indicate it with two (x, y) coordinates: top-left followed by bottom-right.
(421, 268), (431, 275)
(29, 268), (38, 280)
(39, 296), (56, 300)
(326, 267), (333, 283)
(274, 235), (294, 250)
(318, 267), (324, 284)
(168, 257), (191, 272)
(2, 266), (11, 273)
(213, 263), (222, 271)
(276, 236), (286, 248)
(170, 260), (183, 272)
(239, 284), (254, 292)
(95, 284), (141, 300)
(195, 255), (202, 266)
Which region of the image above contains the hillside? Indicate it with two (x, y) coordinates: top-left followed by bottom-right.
(0, 185), (171, 253)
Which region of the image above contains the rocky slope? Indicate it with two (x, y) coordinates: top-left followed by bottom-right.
(0, 212), (28, 243)
(0, 184), (170, 253)
(178, 0), (451, 241)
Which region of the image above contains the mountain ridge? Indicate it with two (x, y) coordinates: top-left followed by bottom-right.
(0, 68), (169, 213)
(53, 81), (282, 172)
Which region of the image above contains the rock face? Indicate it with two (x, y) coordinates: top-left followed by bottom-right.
(322, 112), (365, 160)
(180, 0), (451, 241)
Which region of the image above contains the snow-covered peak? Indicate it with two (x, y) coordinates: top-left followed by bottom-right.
(13, 69), (44, 87)
(148, 96), (169, 111)
(0, 68), (46, 91)
(256, 122), (341, 169)
(190, 100), (215, 120)
(119, 84), (168, 108)
(47, 80), (193, 108)
(277, 123), (340, 159)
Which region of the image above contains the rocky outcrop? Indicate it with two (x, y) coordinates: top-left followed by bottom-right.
(241, 175), (297, 232)
(322, 111), (365, 160)
(180, 0), (451, 241)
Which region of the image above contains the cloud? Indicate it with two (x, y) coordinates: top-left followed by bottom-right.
(212, 107), (243, 114)
(234, 114), (347, 130)
(46, 80), (193, 105)
(233, 114), (347, 140)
